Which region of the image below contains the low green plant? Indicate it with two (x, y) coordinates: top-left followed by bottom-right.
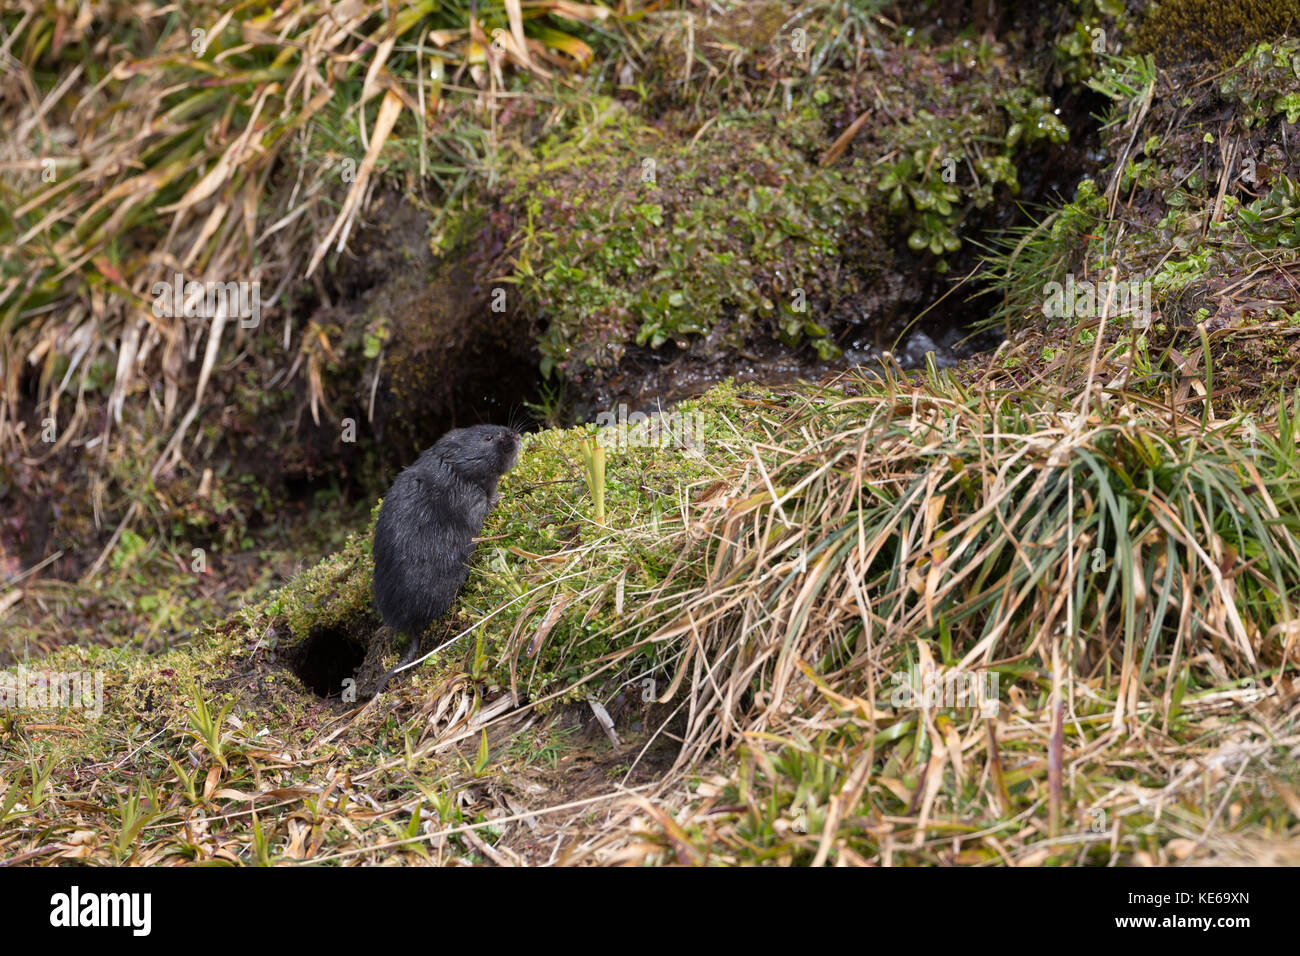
(976, 177), (1106, 331)
(112, 777), (160, 863)
(183, 685), (233, 768)
(1220, 39), (1300, 127)
(1053, 0), (1129, 84)
(876, 91), (1066, 270)
(1236, 174), (1300, 247)
(578, 437), (607, 526)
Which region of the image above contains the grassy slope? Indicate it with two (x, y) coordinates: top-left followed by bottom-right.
(4, 358), (1300, 864)
(6, 7), (1300, 866)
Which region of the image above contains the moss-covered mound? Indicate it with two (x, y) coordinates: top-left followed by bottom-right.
(1134, 0), (1300, 66)
(502, 105), (886, 378)
(496, 12), (1071, 389)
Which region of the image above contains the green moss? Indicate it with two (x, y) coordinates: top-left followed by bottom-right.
(428, 203), (485, 257)
(505, 104), (872, 379)
(256, 514), (377, 643)
(501, 23), (1070, 383)
(1134, 0), (1300, 66)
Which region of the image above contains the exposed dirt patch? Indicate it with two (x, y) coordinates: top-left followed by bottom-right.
(328, 192), (542, 468)
(444, 698), (687, 865)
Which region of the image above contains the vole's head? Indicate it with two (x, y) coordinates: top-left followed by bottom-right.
(434, 424), (521, 487)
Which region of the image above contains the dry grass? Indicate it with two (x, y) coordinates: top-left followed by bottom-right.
(0, 0), (620, 468)
(550, 331), (1300, 862)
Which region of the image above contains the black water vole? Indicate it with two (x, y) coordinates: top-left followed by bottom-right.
(371, 424), (521, 686)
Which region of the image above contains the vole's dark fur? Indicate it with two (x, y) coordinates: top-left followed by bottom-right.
(371, 424), (520, 692)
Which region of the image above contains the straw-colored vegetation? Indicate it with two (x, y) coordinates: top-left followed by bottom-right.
(1, 0), (614, 455)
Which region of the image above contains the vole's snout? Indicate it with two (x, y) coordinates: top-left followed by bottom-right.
(500, 428), (521, 472)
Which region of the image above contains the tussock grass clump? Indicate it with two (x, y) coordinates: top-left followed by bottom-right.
(648, 369), (1299, 747)
(599, 358), (1300, 864)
